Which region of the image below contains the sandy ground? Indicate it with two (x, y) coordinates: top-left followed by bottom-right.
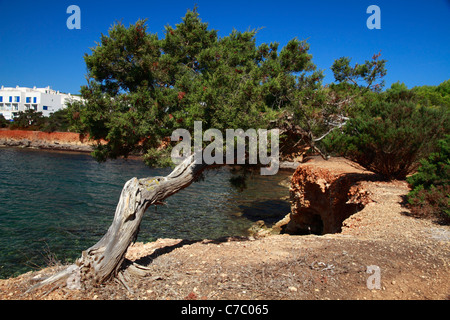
(0, 173), (448, 301)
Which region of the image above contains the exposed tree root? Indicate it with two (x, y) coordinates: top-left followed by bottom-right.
(26, 258), (153, 296)
(25, 264), (79, 295)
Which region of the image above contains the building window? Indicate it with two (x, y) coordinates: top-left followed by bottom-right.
(26, 97), (31, 103)
(43, 106), (48, 111)
(33, 97), (37, 103)
(15, 96), (20, 103)
(9, 96), (12, 103)
(0, 96), (3, 102)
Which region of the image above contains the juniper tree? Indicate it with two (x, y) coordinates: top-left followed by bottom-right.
(34, 8), (386, 291)
(32, 8), (323, 291)
(69, 9), (322, 165)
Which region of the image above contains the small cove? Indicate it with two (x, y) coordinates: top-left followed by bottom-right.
(0, 147), (291, 278)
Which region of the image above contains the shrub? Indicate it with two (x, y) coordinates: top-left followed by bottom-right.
(407, 135), (450, 223)
(41, 108), (71, 132)
(0, 114), (9, 128)
(10, 109), (46, 130)
(324, 99), (448, 180)
(8, 109), (71, 132)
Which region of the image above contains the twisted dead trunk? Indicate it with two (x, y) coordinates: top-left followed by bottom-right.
(28, 154), (210, 292)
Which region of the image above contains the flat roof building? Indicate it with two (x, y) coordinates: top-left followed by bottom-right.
(0, 85), (82, 120)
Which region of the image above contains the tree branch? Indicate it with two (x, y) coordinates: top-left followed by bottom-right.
(28, 154), (213, 292)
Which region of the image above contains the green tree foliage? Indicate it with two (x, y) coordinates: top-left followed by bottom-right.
(300, 53), (388, 156)
(41, 108), (71, 132)
(74, 7), (450, 183)
(384, 80), (450, 109)
(0, 114), (9, 128)
(407, 135), (450, 223)
(10, 109), (46, 130)
(8, 109), (71, 132)
(385, 81), (416, 103)
(412, 80), (450, 108)
(330, 52), (386, 92)
(68, 8), (328, 165)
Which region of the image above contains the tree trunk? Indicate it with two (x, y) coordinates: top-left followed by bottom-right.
(29, 154), (210, 292)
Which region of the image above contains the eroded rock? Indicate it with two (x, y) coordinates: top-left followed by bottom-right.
(283, 156), (375, 235)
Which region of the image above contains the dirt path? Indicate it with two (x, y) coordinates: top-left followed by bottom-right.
(0, 177), (449, 300)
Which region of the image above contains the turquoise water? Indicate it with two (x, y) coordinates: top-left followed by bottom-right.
(0, 147), (290, 278)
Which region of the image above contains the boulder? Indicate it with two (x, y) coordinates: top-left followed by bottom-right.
(283, 156), (374, 235)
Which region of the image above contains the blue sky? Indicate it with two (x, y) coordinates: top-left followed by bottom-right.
(0, 0), (449, 94)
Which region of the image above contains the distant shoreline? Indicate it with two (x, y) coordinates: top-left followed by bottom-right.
(0, 129), (97, 153)
(0, 128), (302, 170)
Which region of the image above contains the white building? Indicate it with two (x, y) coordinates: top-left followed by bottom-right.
(0, 86), (82, 120)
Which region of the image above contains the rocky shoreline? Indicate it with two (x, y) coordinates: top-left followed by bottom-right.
(0, 129), (96, 153)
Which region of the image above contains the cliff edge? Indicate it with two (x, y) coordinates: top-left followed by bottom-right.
(0, 129), (96, 152)
(285, 156), (374, 235)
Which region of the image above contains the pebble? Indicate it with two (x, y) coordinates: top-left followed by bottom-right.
(288, 286), (298, 292)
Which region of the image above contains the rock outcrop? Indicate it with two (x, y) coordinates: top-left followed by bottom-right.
(283, 156), (374, 235)
(0, 129), (99, 152)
